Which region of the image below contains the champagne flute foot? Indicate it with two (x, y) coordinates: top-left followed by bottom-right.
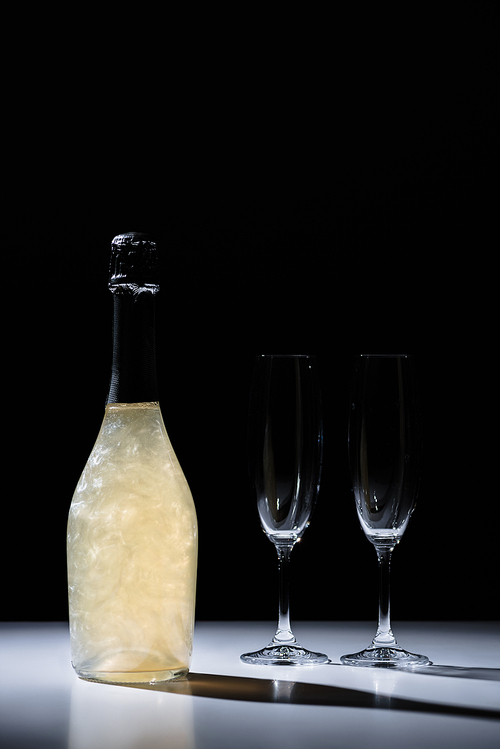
(241, 644), (329, 666)
(340, 647), (431, 668)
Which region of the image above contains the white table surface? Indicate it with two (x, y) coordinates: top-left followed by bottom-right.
(1, 621), (499, 748)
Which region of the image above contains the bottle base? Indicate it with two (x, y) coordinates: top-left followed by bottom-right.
(74, 665), (189, 685)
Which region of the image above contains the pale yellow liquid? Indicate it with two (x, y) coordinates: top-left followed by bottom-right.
(67, 403), (198, 684)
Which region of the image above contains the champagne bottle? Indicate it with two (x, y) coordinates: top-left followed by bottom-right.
(67, 232), (198, 685)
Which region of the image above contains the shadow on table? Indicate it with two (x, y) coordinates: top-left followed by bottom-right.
(129, 672), (500, 720)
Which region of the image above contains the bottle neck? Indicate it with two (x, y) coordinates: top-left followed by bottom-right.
(106, 291), (159, 405)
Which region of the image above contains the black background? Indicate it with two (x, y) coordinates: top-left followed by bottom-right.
(3, 4), (498, 624)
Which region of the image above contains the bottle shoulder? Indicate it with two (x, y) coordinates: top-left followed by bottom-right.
(99, 402), (164, 439)
(71, 402), (195, 508)
(105, 402), (160, 411)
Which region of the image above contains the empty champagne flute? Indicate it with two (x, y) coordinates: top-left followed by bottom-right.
(241, 355), (328, 665)
(341, 354), (431, 667)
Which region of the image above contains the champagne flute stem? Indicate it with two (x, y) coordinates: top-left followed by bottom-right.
(272, 543), (296, 645)
(372, 547), (398, 648)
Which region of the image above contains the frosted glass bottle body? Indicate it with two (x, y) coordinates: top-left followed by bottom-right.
(67, 402), (198, 684)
